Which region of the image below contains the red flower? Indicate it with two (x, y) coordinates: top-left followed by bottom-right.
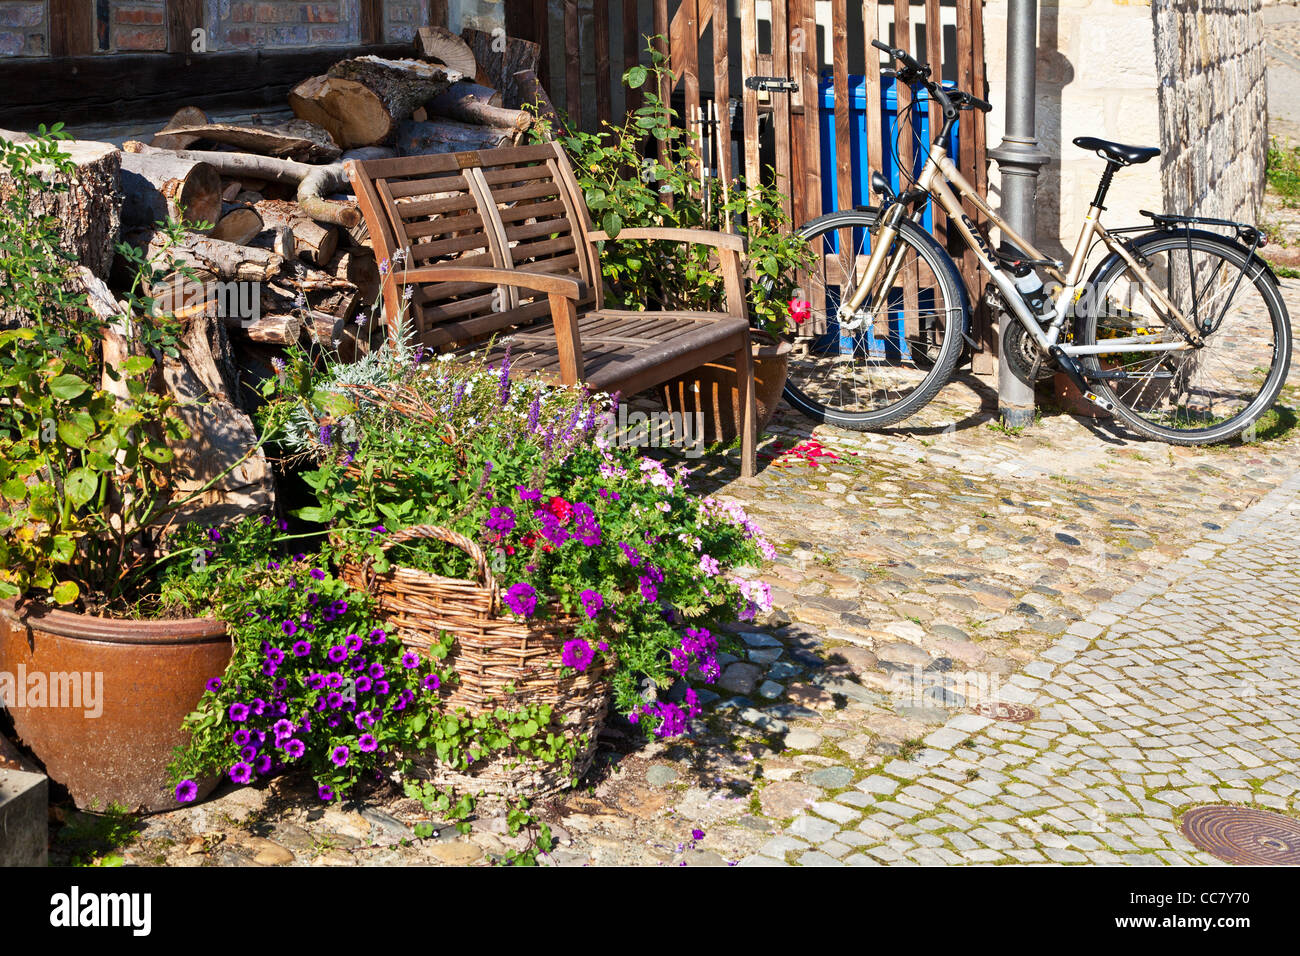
(788, 298), (811, 324)
(521, 532), (538, 548)
(548, 496), (573, 525)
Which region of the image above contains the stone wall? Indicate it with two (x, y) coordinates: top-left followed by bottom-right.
(0, 1), (48, 56)
(983, 0), (1165, 260)
(1152, 0), (1268, 225)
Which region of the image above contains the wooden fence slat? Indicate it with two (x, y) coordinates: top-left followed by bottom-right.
(831, 0), (852, 215)
(595, 0), (612, 127)
(968, 0), (994, 370)
(564, 0), (582, 129)
(923, 0), (949, 251)
(534, 0), (551, 90)
(863, 1), (884, 199)
(895, 1), (920, 342)
(740, 0), (761, 192)
(50, 0), (96, 55)
(428, 0), (448, 30)
(625, 0), (643, 114)
(680, 0), (701, 176)
(801, 0), (821, 226)
(713, 0), (730, 158)
(771, 0), (793, 223)
(655, 0), (672, 172)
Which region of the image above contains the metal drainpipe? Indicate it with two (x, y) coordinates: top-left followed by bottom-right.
(987, 0), (1050, 429)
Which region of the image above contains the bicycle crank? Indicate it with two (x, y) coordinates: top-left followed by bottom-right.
(1049, 346), (1116, 413)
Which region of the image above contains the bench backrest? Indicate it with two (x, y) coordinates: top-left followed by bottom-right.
(347, 142), (602, 351)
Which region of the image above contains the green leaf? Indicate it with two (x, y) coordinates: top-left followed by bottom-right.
(0, 581), (19, 600)
(120, 355), (154, 376)
(58, 417), (93, 448)
(625, 65), (648, 89)
(51, 580), (79, 605)
(48, 373), (89, 400)
(63, 467), (97, 506)
(1, 478), (26, 501)
(602, 211), (623, 239)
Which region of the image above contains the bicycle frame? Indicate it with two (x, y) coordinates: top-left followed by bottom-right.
(842, 143), (1202, 360)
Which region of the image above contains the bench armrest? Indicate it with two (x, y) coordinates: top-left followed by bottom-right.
(587, 227), (746, 255)
(393, 265), (586, 300)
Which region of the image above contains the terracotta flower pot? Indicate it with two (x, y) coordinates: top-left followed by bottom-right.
(0, 600), (231, 812)
(660, 331), (792, 443)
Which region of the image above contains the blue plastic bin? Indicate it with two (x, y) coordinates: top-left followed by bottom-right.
(815, 76), (960, 358)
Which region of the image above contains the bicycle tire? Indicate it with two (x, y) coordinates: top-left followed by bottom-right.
(1076, 229), (1292, 445)
(780, 209), (969, 430)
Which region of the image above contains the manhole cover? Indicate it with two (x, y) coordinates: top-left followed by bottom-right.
(1180, 806), (1300, 865)
(973, 701), (1038, 722)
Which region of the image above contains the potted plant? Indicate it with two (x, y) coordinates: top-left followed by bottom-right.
(0, 129), (254, 811)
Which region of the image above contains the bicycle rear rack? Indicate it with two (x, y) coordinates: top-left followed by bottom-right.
(1135, 210), (1265, 249)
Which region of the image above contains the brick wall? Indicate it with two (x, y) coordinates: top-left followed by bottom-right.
(0, 0), (449, 56)
(0, 1), (49, 56)
(1152, 0), (1269, 224)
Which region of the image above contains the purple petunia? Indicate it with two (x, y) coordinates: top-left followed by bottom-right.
(309, 568), (326, 581)
(327, 645), (348, 663)
(330, 745), (350, 767)
(205, 677), (222, 693)
(229, 762), (254, 784)
(283, 739), (305, 759)
(232, 728), (251, 746)
(293, 640), (312, 658)
(579, 589), (604, 619)
(318, 784), (334, 802)
(561, 639), (595, 672)
(401, 651), (420, 670)
(422, 674), (441, 692)
(368, 628), (387, 644)
(503, 581), (538, 617)
(485, 506), (516, 534)
(281, 619), (298, 637)
(228, 703), (250, 722)
(345, 633), (363, 653)
(175, 780), (199, 803)
(358, 734), (378, 753)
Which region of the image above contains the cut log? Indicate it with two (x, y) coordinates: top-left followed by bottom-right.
(129, 229), (285, 286)
(151, 107), (212, 150)
(328, 249), (380, 309)
(463, 28), (541, 111)
(289, 57), (459, 149)
(0, 130), (121, 281)
(120, 149), (223, 232)
(513, 70), (560, 130)
(155, 120), (341, 163)
(222, 312), (302, 346)
(221, 180), (242, 202)
(254, 198), (338, 266)
(427, 81), (531, 131)
(209, 206), (264, 246)
(160, 309), (275, 528)
(414, 26), (478, 79)
(122, 143), (359, 228)
(395, 119), (516, 157)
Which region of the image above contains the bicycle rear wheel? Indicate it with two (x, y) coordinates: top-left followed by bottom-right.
(782, 209), (968, 430)
(1076, 230), (1292, 445)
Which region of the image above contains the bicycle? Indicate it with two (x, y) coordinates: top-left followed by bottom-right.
(780, 39), (1292, 445)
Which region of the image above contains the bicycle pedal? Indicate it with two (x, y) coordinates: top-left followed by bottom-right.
(1084, 391), (1115, 412)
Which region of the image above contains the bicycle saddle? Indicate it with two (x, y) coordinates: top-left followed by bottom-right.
(1073, 137), (1161, 166)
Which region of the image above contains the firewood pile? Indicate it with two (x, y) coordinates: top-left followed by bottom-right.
(0, 27), (553, 525)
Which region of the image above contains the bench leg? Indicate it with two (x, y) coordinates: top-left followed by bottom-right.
(735, 334), (757, 479)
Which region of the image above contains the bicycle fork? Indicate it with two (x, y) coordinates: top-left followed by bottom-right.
(835, 203), (909, 335)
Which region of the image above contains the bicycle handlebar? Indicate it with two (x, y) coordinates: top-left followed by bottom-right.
(872, 39), (992, 118)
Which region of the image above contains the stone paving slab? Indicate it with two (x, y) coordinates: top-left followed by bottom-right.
(757, 470), (1300, 865)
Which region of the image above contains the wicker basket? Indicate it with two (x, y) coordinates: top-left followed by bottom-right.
(340, 524), (611, 800)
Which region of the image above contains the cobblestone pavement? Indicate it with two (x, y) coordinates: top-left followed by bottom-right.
(99, 280), (1300, 868)
(1267, 2), (1300, 143)
(741, 470), (1300, 866)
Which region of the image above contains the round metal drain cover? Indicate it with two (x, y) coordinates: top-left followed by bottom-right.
(973, 701), (1038, 722)
(1180, 805), (1300, 865)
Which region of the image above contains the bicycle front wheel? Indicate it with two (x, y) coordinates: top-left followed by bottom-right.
(1076, 230), (1292, 445)
(782, 209), (968, 430)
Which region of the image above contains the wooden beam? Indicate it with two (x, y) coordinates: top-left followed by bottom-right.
(680, 0), (700, 169)
(655, 0), (671, 173)
(925, 0), (948, 248)
(863, 0), (884, 200)
(428, 0), (449, 30)
(625, 0), (643, 114)
(771, 0), (792, 222)
(713, 0), (729, 142)
(50, 0), (95, 56)
(832, 0), (852, 213)
(0, 44), (413, 129)
(360, 0), (383, 45)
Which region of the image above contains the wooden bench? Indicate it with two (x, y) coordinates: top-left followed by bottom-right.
(345, 142), (756, 477)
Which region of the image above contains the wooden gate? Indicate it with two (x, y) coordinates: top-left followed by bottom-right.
(507, 1), (994, 371)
